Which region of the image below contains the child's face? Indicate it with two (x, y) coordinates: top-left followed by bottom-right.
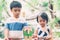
(38, 16), (46, 27)
(11, 7), (21, 18)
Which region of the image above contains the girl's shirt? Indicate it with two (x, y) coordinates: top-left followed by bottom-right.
(37, 24), (50, 38)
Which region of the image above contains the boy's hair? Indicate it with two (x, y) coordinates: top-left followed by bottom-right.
(10, 1), (22, 9)
(37, 12), (48, 23)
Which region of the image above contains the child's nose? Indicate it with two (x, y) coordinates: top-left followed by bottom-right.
(16, 11), (19, 14)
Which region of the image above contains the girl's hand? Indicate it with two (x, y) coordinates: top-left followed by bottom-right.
(38, 37), (44, 40)
(33, 34), (38, 38)
(45, 35), (51, 40)
(33, 35), (38, 40)
(4, 37), (9, 40)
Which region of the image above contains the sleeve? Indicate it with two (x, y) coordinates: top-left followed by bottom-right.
(47, 25), (50, 33)
(5, 23), (10, 29)
(4, 19), (10, 29)
(23, 22), (28, 27)
(22, 18), (28, 27)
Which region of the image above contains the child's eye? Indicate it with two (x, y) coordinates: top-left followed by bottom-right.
(14, 9), (20, 12)
(39, 20), (45, 22)
(43, 20), (45, 22)
(18, 10), (20, 12)
(38, 20), (42, 22)
(14, 10), (17, 12)
(40, 20), (42, 22)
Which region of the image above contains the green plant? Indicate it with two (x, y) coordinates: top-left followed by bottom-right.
(0, 0), (10, 21)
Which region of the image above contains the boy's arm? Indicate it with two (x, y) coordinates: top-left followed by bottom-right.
(4, 28), (9, 39)
(4, 21), (9, 40)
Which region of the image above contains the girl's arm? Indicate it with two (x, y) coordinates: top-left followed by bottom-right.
(33, 29), (38, 38)
(45, 28), (53, 40)
(49, 28), (53, 40)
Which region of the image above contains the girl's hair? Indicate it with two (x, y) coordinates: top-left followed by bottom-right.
(37, 12), (48, 23)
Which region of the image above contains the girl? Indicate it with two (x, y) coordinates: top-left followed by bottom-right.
(34, 12), (53, 40)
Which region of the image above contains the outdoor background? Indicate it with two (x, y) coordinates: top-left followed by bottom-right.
(0, 0), (60, 40)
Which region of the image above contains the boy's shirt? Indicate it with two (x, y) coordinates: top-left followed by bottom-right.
(5, 17), (28, 38)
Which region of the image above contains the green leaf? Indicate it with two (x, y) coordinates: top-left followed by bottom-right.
(42, 2), (48, 7)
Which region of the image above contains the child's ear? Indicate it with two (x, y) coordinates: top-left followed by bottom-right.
(10, 9), (13, 12)
(36, 16), (38, 22)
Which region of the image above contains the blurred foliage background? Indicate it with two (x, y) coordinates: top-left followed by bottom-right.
(0, 0), (60, 39)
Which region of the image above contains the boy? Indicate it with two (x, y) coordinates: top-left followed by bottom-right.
(4, 1), (28, 40)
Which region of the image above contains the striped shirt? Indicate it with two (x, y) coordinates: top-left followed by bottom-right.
(5, 17), (28, 38)
(37, 24), (50, 38)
